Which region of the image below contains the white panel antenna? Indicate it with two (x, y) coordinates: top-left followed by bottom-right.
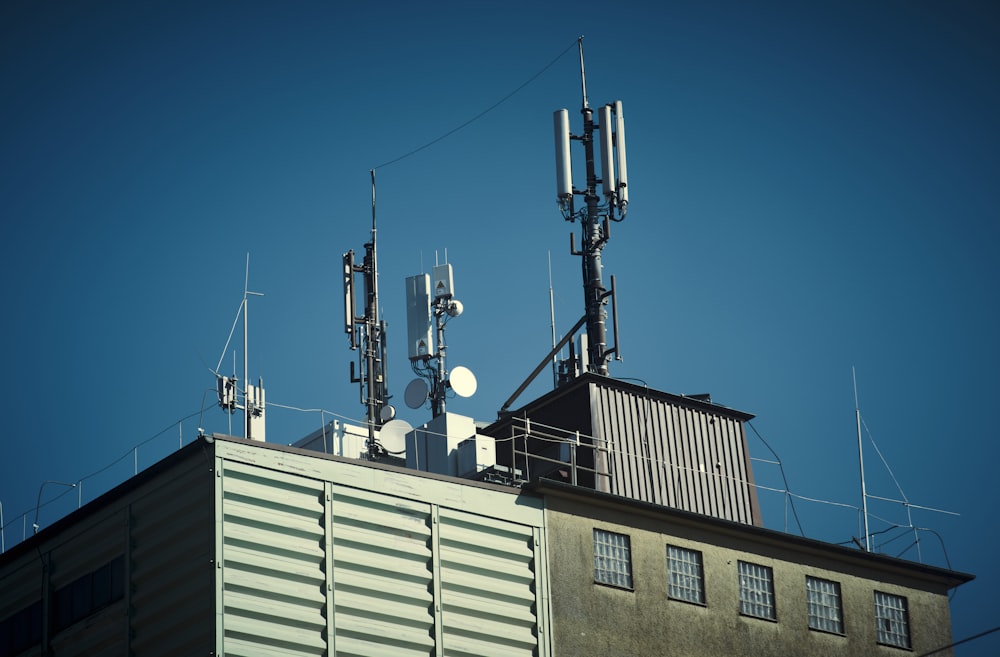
(432, 263), (454, 300)
(598, 103), (615, 200)
(405, 274), (432, 360)
(553, 109), (573, 205)
(342, 251), (355, 340)
(404, 260), (474, 417)
(614, 100), (628, 211)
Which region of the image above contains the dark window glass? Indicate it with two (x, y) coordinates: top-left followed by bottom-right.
(110, 555), (125, 603)
(92, 562), (112, 608)
(52, 555), (126, 634)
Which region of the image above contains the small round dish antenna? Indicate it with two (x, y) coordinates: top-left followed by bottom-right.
(379, 404), (397, 423)
(448, 365), (478, 398)
(378, 418), (412, 455)
(404, 378), (429, 409)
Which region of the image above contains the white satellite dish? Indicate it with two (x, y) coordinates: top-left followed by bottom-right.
(448, 365), (478, 398)
(404, 378), (429, 409)
(378, 418), (412, 455)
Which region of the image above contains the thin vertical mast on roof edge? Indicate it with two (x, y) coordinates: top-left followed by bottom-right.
(854, 366), (871, 551)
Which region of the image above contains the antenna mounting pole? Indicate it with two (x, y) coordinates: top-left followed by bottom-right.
(345, 171), (392, 456)
(578, 38), (609, 375)
(242, 254), (265, 441)
(550, 38), (629, 380)
(854, 367), (871, 551)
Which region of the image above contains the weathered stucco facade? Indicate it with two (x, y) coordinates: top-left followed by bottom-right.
(538, 480), (969, 657)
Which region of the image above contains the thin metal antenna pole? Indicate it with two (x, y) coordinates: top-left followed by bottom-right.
(364, 170), (384, 449)
(577, 37), (609, 375)
(241, 254), (264, 440)
(854, 367), (871, 551)
(433, 305), (447, 417)
(367, 172), (378, 442)
(243, 254), (250, 440)
(549, 252), (557, 388)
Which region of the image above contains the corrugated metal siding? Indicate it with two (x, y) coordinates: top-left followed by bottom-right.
(212, 439), (550, 657)
(220, 460), (327, 657)
(438, 508), (538, 657)
(130, 459), (213, 656)
(330, 484), (434, 657)
(593, 383), (757, 524)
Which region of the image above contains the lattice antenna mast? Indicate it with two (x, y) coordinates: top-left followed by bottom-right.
(553, 36), (628, 377)
(344, 171), (393, 455)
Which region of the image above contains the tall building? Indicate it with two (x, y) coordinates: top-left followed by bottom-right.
(0, 374), (973, 657)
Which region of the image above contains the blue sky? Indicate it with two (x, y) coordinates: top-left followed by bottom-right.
(2, 0), (998, 652)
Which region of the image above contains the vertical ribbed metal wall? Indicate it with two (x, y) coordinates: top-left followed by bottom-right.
(438, 508), (539, 657)
(215, 442), (549, 656)
(592, 383), (758, 524)
(329, 484), (435, 657)
(218, 459), (328, 657)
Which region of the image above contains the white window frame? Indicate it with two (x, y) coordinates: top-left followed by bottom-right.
(806, 576), (844, 634)
(738, 561), (776, 620)
(874, 590), (911, 649)
(667, 545), (705, 605)
(593, 528), (633, 589)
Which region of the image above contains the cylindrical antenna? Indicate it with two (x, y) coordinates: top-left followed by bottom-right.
(553, 109), (573, 202)
(578, 36), (589, 110)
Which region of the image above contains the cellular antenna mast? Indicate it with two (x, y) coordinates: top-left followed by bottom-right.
(499, 37), (629, 415)
(344, 170), (393, 456)
(554, 36), (627, 377)
(404, 258), (476, 418)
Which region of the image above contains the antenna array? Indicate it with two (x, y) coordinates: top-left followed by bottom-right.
(404, 260), (476, 417)
(498, 38), (630, 416)
(344, 171), (393, 456)
(215, 254), (266, 441)
(553, 37), (627, 377)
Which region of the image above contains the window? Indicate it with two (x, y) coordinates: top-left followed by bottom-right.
(0, 600), (42, 657)
(667, 545), (705, 604)
(738, 561), (776, 620)
(875, 591), (911, 649)
(593, 528), (633, 589)
(806, 576), (844, 634)
(52, 555), (125, 633)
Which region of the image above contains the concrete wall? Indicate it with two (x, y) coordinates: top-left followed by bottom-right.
(544, 492), (959, 657)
